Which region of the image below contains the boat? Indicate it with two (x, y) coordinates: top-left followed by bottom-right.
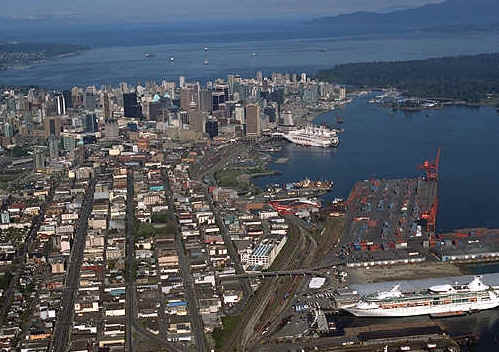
(203, 59), (209, 65)
(336, 116), (344, 124)
(252, 52), (257, 56)
(281, 125), (339, 148)
(169, 57), (175, 62)
(345, 276), (499, 317)
(204, 47), (208, 52)
(144, 53), (154, 58)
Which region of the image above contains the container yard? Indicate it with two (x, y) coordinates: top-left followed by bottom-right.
(340, 150), (439, 265)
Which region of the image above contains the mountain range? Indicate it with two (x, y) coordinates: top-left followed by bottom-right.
(314, 0), (499, 34)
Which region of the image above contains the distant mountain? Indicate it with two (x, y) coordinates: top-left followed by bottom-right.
(314, 0), (499, 33)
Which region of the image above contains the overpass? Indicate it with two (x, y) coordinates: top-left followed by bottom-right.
(217, 269), (328, 280)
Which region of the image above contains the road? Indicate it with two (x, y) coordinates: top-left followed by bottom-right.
(163, 171), (208, 352)
(126, 169), (136, 352)
(126, 169), (185, 352)
(50, 177), (96, 352)
(0, 178), (58, 325)
(206, 190), (253, 315)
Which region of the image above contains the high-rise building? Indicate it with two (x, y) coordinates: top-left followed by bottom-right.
(84, 113), (98, 133)
(63, 90), (73, 109)
(234, 104), (245, 124)
(3, 123), (13, 138)
(179, 76), (185, 88)
(48, 135), (59, 160)
(120, 82), (129, 94)
(199, 89), (213, 113)
(144, 101), (163, 121)
(245, 104), (260, 137)
(44, 116), (62, 138)
(34, 146), (48, 170)
(339, 86), (347, 100)
(103, 93), (112, 120)
(180, 88), (194, 111)
(84, 92), (97, 111)
(62, 133), (77, 152)
(205, 118), (218, 139)
(301, 72), (307, 82)
(123, 93), (142, 118)
(188, 109), (208, 134)
(56, 94), (66, 115)
(256, 71), (263, 83)
(105, 119), (119, 140)
(212, 91), (225, 112)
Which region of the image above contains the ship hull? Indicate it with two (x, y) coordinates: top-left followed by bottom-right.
(283, 136), (339, 148)
(345, 299), (499, 317)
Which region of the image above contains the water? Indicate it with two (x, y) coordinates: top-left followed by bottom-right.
(1, 30), (499, 88)
(254, 96), (499, 232)
(253, 97), (499, 350)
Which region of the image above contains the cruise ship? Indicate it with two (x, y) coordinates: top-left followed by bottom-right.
(281, 125), (339, 148)
(345, 276), (499, 317)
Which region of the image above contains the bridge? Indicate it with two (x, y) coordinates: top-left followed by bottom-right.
(217, 269), (328, 280)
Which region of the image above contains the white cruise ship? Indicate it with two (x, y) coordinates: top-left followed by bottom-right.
(282, 125), (339, 148)
(345, 276), (499, 317)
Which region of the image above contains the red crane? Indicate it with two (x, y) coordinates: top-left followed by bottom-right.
(419, 147), (440, 182)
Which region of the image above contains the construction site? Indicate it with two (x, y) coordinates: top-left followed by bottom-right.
(340, 150), (440, 266)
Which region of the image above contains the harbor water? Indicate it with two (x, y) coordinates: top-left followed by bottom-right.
(253, 95), (499, 232)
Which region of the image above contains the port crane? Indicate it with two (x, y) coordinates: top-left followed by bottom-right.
(419, 148), (440, 235)
(418, 147), (440, 182)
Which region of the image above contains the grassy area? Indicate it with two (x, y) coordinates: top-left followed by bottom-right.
(0, 272), (12, 290)
(212, 315), (241, 351)
(135, 221), (176, 239)
(214, 169), (243, 188)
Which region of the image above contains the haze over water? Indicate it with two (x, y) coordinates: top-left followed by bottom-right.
(1, 30), (499, 88)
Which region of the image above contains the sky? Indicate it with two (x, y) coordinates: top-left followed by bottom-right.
(3, 0), (444, 22)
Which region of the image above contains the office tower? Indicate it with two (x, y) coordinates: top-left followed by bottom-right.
(205, 118), (218, 139)
(123, 93), (142, 118)
(179, 76), (185, 88)
(62, 133), (77, 152)
(34, 146), (48, 169)
(84, 92), (97, 110)
(339, 87), (347, 100)
(256, 71), (263, 83)
(3, 123), (13, 138)
(245, 104), (260, 137)
(199, 89), (213, 113)
(301, 72), (307, 82)
(144, 101), (163, 121)
(105, 119), (119, 139)
(180, 88), (194, 111)
(44, 116), (62, 138)
(291, 73), (297, 82)
(48, 135), (59, 160)
(63, 90), (73, 109)
(120, 82), (129, 94)
(212, 91), (225, 112)
(103, 93), (112, 120)
(56, 94), (66, 115)
(71, 87), (83, 107)
(188, 109), (208, 134)
(84, 113), (98, 133)
(234, 104), (245, 124)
